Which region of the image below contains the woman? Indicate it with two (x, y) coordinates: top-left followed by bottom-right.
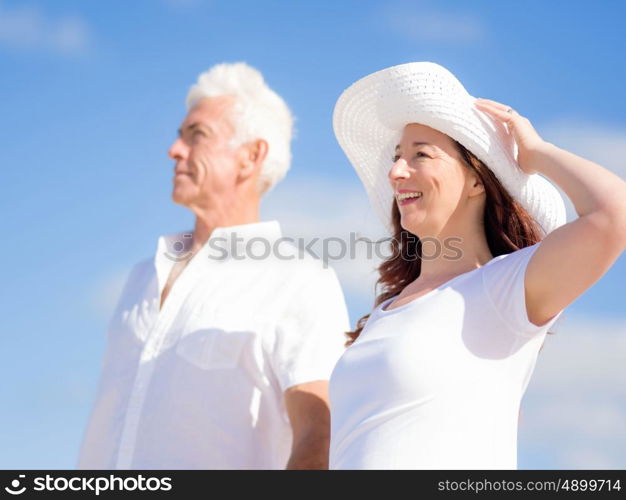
(328, 62), (626, 469)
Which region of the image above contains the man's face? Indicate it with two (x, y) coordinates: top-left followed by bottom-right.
(168, 95), (241, 211)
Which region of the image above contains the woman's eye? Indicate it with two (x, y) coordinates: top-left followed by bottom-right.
(392, 152), (429, 162)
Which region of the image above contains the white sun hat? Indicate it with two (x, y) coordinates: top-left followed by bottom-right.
(333, 61), (567, 236)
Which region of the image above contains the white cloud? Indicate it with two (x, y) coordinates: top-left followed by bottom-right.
(540, 120), (626, 221)
(89, 270), (129, 321)
(521, 313), (626, 468)
(382, 2), (485, 44)
(48, 15), (89, 54)
(541, 121), (626, 178)
(0, 1), (90, 55)
(530, 315), (626, 389)
(561, 445), (620, 470)
(262, 176), (387, 306)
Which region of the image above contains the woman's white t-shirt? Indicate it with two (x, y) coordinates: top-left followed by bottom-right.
(328, 242), (564, 469)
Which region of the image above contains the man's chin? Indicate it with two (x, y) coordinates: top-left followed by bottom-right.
(171, 190), (191, 207)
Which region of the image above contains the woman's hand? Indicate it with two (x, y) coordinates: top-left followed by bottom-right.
(474, 98), (547, 175)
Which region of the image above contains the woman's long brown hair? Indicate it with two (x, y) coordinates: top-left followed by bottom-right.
(345, 139), (552, 347)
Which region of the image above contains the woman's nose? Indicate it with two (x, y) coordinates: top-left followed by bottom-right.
(389, 158), (411, 181)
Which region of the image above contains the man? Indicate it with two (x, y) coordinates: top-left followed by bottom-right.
(77, 62), (350, 469)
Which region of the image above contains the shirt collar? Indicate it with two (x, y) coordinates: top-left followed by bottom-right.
(205, 220), (283, 261)
(208, 220), (283, 247)
(154, 220), (283, 285)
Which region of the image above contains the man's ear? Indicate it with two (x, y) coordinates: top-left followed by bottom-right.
(250, 138), (268, 166)
(238, 139), (269, 180)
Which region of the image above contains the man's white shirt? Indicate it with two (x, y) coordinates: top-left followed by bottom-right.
(77, 220), (350, 469)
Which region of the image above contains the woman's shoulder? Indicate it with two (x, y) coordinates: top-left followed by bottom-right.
(485, 242), (541, 269)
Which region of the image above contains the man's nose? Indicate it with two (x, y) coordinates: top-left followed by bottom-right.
(168, 137), (187, 161)
(389, 158), (411, 181)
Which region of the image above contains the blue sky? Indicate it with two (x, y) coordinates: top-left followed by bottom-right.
(1, 0), (625, 469)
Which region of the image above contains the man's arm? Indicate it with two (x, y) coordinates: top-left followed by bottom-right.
(284, 380), (332, 470)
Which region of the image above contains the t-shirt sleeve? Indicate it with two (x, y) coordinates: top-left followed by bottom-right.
(481, 242), (565, 338)
(270, 266), (351, 392)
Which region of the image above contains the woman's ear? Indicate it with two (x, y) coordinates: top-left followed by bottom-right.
(467, 172), (485, 197)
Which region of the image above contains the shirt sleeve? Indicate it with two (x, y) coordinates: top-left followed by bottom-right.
(77, 258), (152, 469)
(104, 258), (153, 334)
(270, 265), (351, 392)
(481, 242), (565, 338)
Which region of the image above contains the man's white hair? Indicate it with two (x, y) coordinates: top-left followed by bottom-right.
(186, 62), (294, 193)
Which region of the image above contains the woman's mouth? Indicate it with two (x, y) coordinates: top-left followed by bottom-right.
(396, 191), (423, 206)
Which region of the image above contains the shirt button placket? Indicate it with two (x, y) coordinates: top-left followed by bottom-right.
(115, 305), (174, 469)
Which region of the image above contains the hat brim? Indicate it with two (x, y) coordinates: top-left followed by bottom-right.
(333, 62), (566, 236)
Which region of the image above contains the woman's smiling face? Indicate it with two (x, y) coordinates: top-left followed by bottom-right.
(388, 123), (484, 238)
